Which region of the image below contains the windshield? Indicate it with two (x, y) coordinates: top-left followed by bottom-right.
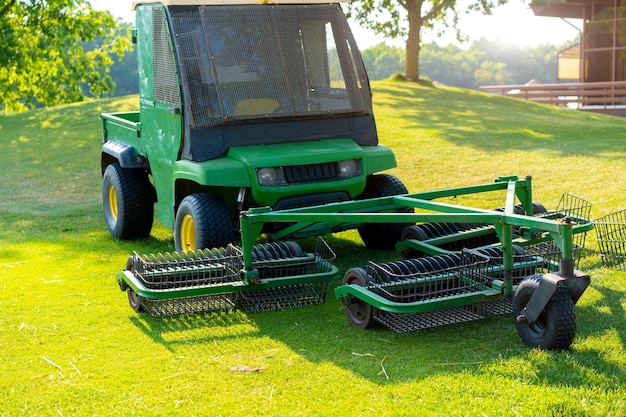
(168, 4), (372, 129)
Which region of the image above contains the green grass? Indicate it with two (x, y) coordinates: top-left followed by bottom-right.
(1, 81), (626, 416)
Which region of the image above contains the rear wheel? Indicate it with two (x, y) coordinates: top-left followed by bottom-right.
(342, 267), (376, 329)
(357, 174), (412, 250)
(512, 274), (576, 350)
(102, 163), (154, 240)
(174, 193), (234, 252)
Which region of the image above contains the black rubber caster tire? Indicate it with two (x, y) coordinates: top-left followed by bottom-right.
(342, 267), (376, 329)
(127, 289), (145, 313)
(512, 274), (576, 350)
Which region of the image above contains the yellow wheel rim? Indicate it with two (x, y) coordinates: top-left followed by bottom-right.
(108, 185), (118, 221)
(180, 214), (196, 251)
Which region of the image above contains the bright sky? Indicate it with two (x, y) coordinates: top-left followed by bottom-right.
(92, 1), (582, 50)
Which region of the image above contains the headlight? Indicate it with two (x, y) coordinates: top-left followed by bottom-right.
(338, 159), (360, 178)
(257, 167), (285, 186)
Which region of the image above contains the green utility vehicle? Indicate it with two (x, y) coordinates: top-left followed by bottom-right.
(100, 0), (408, 252)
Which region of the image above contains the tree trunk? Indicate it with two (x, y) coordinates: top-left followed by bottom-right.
(404, 1), (423, 81)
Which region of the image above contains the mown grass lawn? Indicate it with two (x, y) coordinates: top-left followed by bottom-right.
(1, 80), (625, 416)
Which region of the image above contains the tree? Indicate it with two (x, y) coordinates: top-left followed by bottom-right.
(347, 0), (507, 81)
(82, 22), (139, 97)
(359, 39), (568, 88)
(0, 0), (131, 112)
(419, 42), (483, 87)
(474, 60), (513, 85)
(362, 43), (405, 79)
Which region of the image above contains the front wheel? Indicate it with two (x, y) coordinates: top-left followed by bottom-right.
(512, 274), (576, 350)
(174, 193), (234, 252)
(357, 174), (412, 250)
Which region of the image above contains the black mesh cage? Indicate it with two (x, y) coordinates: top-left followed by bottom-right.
(167, 4), (371, 130)
(153, 7), (180, 105)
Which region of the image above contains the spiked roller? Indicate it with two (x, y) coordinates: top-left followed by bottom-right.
(116, 238), (337, 316)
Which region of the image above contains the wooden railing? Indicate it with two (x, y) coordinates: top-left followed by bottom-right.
(479, 81), (626, 109)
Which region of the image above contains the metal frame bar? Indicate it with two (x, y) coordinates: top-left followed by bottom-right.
(237, 176), (592, 315)
(240, 177), (592, 273)
(116, 176), (592, 315)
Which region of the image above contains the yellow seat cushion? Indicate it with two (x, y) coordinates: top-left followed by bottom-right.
(234, 98), (280, 115)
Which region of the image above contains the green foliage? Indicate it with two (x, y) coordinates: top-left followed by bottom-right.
(419, 42), (485, 86)
(474, 60), (513, 85)
(0, 0), (132, 112)
(362, 38), (573, 88)
(471, 37), (563, 85)
(362, 43), (405, 79)
(83, 22), (139, 97)
(347, 0), (508, 79)
(2, 87), (626, 415)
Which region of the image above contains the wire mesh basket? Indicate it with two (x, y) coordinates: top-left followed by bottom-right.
(239, 237), (337, 312)
(126, 238), (337, 316)
(375, 304), (486, 333)
(355, 250), (489, 332)
(525, 240), (583, 270)
(140, 293), (239, 318)
(594, 209), (626, 268)
(131, 245), (243, 291)
(479, 241), (581, 283)
(535, 193), (592, 250)
(365, 250), (490, 305)
(367, 240), (582, 332)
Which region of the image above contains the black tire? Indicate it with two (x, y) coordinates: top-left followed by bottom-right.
(532, 202), (547, 215)
(174, 193), (234, 252)
(102, 163), (154, 240)
(512, 274), (576, 350)
(284, 241), (305, 258)
(342, 267), (376, 329)
(127, 289), (145, 313)
(504, 202), (547, 216)
(400, 225), (430, 259)
(357, 174), (412, 250)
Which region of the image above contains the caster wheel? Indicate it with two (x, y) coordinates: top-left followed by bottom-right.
(342, 267), (376, 329)
(127, 288), (145, 313)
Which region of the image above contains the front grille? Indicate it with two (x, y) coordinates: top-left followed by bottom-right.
(283, 163), (339, 184)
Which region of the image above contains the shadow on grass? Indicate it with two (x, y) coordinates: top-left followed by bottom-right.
(249, 284), (626, 390)
(124, 246), (626, 391)
(373, 82), (626, 160)
(128, 309), (259, 348)
(526, 283), (626, 387)
(577, 283), (626, 348)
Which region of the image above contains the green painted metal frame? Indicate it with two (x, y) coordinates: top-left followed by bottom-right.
(240, 176), (591, 268)
(116, 175), (593, 310)
(116, 261), (338, 301)
(238, 176), (593, 314)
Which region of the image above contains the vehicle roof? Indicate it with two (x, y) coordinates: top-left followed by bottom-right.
(131, 0), (348, 9)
